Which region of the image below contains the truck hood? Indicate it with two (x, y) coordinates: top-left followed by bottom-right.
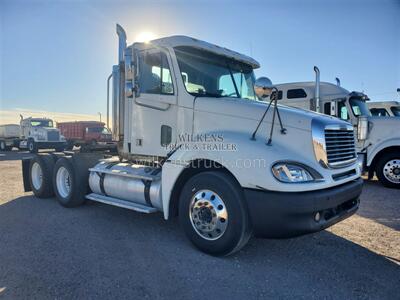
(367, 116), (400, 141)
(194, 97), (351, 133)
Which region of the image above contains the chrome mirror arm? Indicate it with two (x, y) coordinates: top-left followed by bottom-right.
(266, 87), (287, 146)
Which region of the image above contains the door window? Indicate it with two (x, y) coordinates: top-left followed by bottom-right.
(337, 101), (349, 120)
(138, 50), (174, 95)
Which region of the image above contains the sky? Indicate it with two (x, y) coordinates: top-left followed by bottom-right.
(0, 0), (399, 124)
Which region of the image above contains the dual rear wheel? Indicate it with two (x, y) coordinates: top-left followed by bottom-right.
(29, 154), (98, 207)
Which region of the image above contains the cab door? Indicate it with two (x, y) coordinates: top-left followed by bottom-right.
(129, 47), (178, 157)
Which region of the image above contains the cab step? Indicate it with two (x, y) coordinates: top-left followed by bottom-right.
(86, 193), (158, 213)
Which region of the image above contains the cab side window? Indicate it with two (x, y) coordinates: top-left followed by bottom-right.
(337, 101), (349, 120)
(370, 108), (389, 116)
(138, 50), (174, 95)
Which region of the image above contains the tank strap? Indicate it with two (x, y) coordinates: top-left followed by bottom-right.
(141, 179), (153, 207)
(97, 162), (118, 196)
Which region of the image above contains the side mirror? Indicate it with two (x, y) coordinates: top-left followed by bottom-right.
(357, 115), (368, 141)
(254, 77), (274, 99)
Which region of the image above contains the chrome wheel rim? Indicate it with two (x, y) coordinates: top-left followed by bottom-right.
(383, 159), (400, 184)
(31, 162), (43, 190)
(189, 189), (228, 240)
(56, 166), (71, 198)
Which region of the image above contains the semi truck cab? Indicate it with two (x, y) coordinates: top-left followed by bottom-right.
(23, 25), (363, 256)
(276, 67), (400, 189)
(19, 117), (66, 153)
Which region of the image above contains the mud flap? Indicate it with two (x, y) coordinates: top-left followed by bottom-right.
(22, 158), (32, 192)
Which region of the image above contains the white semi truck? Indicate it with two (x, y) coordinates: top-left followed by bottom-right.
(0, 117), (66, 152)
(22, 25), (363, 255)
(275, 67), (400, 189)
(368, 101), (400, 117)
(19, 116), (66, 153)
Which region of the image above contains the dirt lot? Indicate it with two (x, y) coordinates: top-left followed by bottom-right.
(0, 153), (399, 299)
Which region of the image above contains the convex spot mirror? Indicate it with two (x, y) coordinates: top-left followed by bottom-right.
(254, 77), (274, 100)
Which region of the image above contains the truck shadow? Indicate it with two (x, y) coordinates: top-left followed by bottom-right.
(0, 195), (399, 299)
(358, 179), (400, 231)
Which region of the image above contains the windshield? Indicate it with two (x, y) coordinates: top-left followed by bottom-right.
(391, 106), (400, 116)
(349, 98), (371, 117)
(174, 46), (256, 100)
(30, 119), (53, 127)
(87, 127), (110, 134)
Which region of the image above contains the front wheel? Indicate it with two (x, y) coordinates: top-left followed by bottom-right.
(28, 139), (38, 153)
(178, 171), (252, 256)
(376, 152), (400, 189)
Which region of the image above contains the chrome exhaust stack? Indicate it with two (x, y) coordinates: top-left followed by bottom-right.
(314, 66), (320, 113)
(117, 24), (127, 64)
(335, 77), (341, 87)
(113, 24), (127, 145)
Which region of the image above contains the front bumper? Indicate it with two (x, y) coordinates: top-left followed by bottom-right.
(244, 178), (363, 238)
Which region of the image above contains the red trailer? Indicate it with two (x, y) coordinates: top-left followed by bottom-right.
(57, 121), (114, 150)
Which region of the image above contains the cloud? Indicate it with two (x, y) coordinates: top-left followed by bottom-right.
(0, 108), (105, 125)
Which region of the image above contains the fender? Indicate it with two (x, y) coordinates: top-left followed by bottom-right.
(160, 129), (359, 219)
(366, 138), (400, 166)
(160, 130), (274, 219)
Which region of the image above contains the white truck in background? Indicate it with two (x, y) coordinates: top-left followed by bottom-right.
(19, 116), (66, 153)
(22, 25), (362, 255)
(0, 117), (66, 153)
(275, 67), (400, 189)
(0, 124), (20, 151)
(368, 101), (400, 117)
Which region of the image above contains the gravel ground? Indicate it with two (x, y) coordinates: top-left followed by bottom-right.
(0, 153), (399, 299)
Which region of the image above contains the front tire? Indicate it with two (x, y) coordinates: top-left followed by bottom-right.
(376, 152), (400, 189)
(28, 139), (38, 153)
(178, 171), (252, 256)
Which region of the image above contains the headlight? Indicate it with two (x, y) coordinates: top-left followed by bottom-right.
(272, 162), (319, 183)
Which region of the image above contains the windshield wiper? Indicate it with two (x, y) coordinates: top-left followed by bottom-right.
(226, 61), (240, 98)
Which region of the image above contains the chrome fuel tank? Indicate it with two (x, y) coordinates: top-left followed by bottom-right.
(89, 160), (162, 210)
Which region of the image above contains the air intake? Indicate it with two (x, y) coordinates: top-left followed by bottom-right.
(324, 127), (357, 167)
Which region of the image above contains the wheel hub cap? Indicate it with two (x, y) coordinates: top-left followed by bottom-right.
(31, 162), (43, 190)
(189, 190), (228, 240)
(56, 166), (71, 198)
(383, 159), (400, 183)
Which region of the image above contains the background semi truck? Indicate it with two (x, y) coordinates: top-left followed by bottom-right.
(368, 101), (400, 117)
(275, 67), (400, 189)
(22, 25), (362, 255)
(57, 121), (114, 150)
(0, 117), (66, 153)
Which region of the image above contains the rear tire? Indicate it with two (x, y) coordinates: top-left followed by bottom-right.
(29, 154), (55, 198)
(178, 171), (252, 256)
(53, 154), (102, 207)
(376, 152), (400, 189)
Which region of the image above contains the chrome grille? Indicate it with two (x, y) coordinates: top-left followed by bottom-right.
(324, 128), (356, 167)
(47, 131), (60, 141)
